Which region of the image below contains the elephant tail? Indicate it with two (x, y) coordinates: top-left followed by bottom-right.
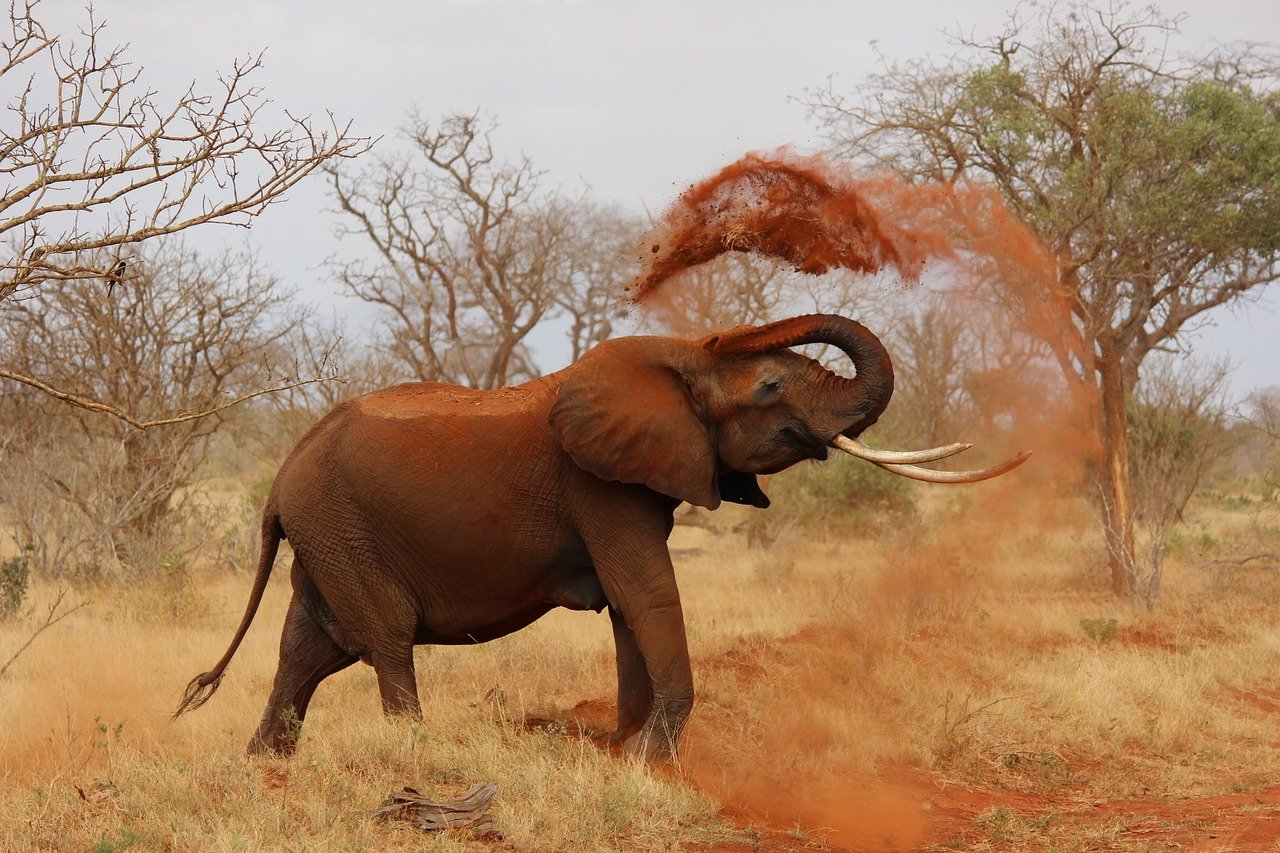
(173, 509), (283, 719)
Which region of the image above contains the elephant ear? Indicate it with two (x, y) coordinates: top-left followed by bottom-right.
(549, 338), (720, 510)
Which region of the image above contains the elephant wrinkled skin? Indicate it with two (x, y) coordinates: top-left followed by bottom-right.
(175, 314), (898, 759)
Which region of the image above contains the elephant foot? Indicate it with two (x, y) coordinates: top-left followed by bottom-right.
(621, 729), (679, 764)
(247, 731), (298, 758)
(248, 704), (306, 757)
(627, 697), (693, 761)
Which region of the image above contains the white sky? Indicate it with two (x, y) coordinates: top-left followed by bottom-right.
(38, 0), (1280, 400)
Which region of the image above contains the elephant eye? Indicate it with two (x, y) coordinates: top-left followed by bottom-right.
(760, 378), (782, 393)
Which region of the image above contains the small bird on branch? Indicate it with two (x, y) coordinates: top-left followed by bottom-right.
(107, 259), (127, 296)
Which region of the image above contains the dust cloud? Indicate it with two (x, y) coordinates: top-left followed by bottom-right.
(635, 148), (1100, 844)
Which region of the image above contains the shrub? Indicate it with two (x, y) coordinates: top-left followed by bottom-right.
(759, 454), (918, 538)
(0, 544), (32, 620)
(1079, 617), (1118, 645)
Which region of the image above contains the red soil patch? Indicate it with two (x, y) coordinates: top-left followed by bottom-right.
(1236, 688), (1280, 716)
(517, 628), (1280, 850)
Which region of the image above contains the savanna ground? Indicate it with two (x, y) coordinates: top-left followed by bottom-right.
(2, 466), (1280, 852)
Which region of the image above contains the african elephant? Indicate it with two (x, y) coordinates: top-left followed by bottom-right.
(175, 313), (1022, 758)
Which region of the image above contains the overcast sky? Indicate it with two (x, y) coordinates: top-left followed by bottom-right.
(39, 0), (1280, 400)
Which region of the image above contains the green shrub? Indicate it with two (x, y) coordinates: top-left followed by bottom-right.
(0, 544), (33, 620)
(1079, 617), (1118, 644)
(761, 454), (918, 537)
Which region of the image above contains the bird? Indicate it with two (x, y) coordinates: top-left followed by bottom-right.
(107, 259), (126, 296)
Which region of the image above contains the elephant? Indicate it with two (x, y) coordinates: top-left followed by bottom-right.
(175, 313), (1024, 759)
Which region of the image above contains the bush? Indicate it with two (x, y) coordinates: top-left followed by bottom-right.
(751, 455), (917, 542)
(0, 544), (32, 620)
(1080, 617), (1118, 645)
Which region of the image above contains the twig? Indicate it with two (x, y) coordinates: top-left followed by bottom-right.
(0, 369), (342, 430)
(0, 588), (91, 678)
(1209, 553), (1280, 569)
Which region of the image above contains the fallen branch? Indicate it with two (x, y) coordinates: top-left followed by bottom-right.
(0, 588), (90, 678)
(372, 783), (500, 837)
(1208, 553), (1280, 570)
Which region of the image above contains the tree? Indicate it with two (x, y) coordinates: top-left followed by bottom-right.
(806, 2), (1280, 596)
(0, 2), (367, 420)
(1246, 387), (1280, 497)
(330, 111), (633, 387)
(0, 243), (315, 570)
(1127, 356), (1230, 605)
(556, 202), (638, 363)
(880, 301), (979, 448)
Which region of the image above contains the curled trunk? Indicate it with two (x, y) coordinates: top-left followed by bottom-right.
(705, 313), (894, 437)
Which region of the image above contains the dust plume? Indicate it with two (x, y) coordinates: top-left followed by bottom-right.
(637, 149), (1101, 843)
(631, 148), (936, 302)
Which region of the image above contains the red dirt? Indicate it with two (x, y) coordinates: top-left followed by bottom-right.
(520, 665), (1280, 849)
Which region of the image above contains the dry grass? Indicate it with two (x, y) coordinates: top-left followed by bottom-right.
(1, 484), (1279, 850)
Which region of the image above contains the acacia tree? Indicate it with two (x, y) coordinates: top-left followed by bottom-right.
(806, 3), (1280, 596)
(0, 2), (367, 421)
(330, 111), (634, 387)
(881, 302), (980, 448)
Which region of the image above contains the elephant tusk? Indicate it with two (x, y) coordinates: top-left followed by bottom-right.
(831, 435), (973, 464)
(864, 451), (1033, 484)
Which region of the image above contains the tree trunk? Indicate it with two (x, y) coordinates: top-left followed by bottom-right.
(1097, 345), (1137, 597)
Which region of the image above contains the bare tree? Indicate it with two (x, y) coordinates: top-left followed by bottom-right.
(1245, 387), (1280, 498)
(0, 2), (368, 418)
(881, 301), (979, 448)
(330, 111), (593, 389)
(806, 2), (1280, 596)
(641, 252), (790, 338)
(1127, 356), (1231, 606)
(0, 243), (318, 571)
(557, 202), (639, 363)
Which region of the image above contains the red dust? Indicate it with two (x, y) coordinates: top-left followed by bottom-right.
(630, 148), (943, 302)
(621, 150), (1132, 849)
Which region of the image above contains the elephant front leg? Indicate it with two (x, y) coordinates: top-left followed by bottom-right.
(609, 606), (653, 745)
(597, 563), (694, 760)
(620, 596), (694, 761)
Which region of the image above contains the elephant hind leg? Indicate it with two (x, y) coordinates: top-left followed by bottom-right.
(371, 642), (422, 718)
(248, 593), (357, 756)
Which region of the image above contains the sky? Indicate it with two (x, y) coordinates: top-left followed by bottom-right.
(37, 0), (1280, 401)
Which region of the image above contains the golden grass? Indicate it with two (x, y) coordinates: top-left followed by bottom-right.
(1, 488), (1279, 850)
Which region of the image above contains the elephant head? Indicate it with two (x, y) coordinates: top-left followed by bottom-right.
(550, 313), (1026, 509)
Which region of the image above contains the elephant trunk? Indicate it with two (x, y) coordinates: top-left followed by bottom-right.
(705, 313), (894, 437)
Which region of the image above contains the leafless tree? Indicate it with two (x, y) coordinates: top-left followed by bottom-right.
(557, 202), (639, 363)
(1127, 356), (1231, 606)
(0, 243), (319, 571)
(641, 252), (790, 338)
(806, 2), (1280, 596)
(881, 301), (979, 448)
(1245, 387), (1280, 497)
(330, 111), (596, 389)
(0, 2), (368, 419)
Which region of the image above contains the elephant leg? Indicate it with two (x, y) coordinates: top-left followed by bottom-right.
(372, 642), (422, 718)
(249, 593), (357, 756)
(610, 606), (653, 745)
(587, 516), (695, 761)
(619, 594), (694, 761)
